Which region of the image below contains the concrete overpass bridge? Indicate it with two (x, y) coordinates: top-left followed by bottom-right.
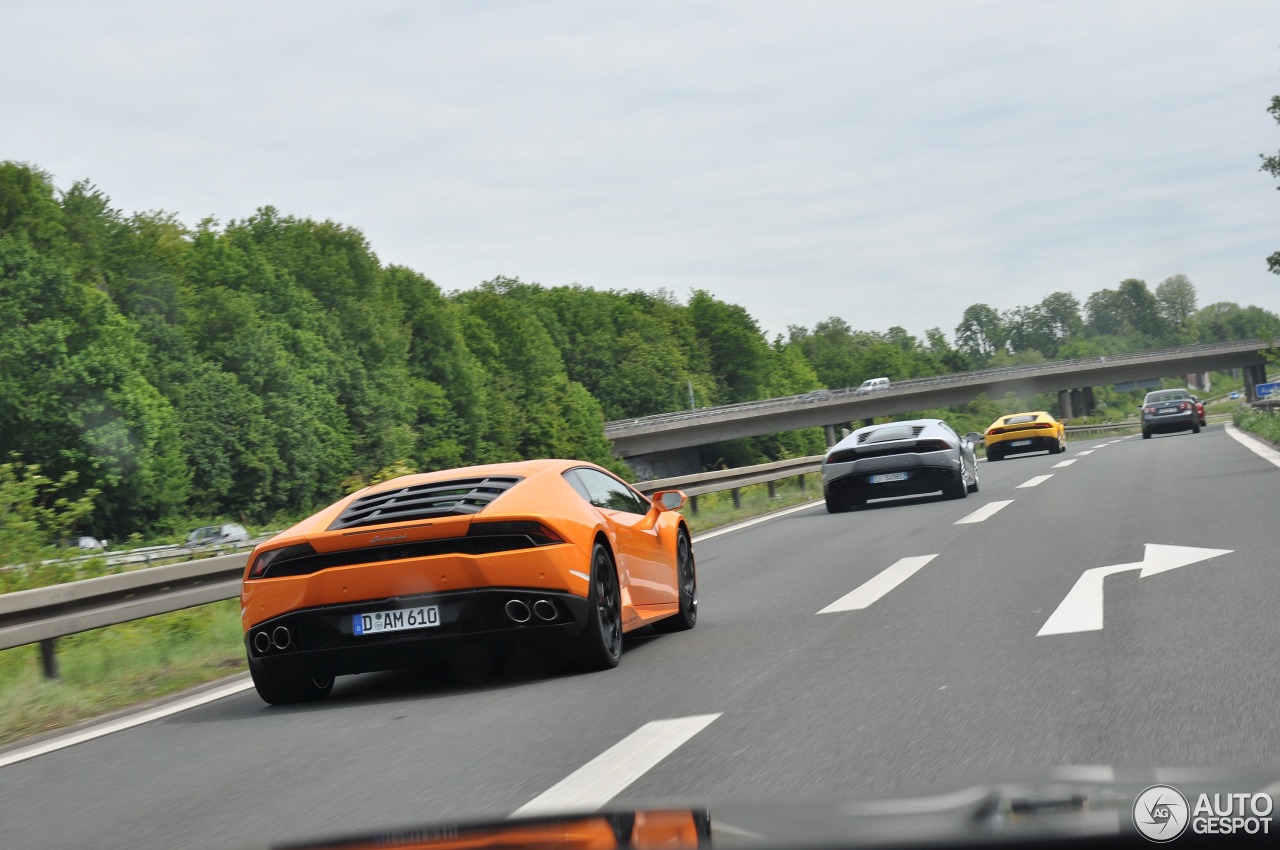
(607, 339), (1277, 477)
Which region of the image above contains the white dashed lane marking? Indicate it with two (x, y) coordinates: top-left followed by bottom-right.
(1077, 450), (1095, 456)
(955, 500), (1014, 525)
(817, 555), (938, 613)
(511, 714), (721, 816)
(1052, 459), (1077, 468)
(1017, 475), (1053, 488)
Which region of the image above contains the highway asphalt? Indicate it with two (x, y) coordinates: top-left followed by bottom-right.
(2, 424), (1278, 849)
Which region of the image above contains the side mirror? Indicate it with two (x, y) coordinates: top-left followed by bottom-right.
(652, 489), (687, 512)
(964, 432), (983, 445)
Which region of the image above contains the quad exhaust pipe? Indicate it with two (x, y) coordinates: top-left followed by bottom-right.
(504, 599), (531, 623)
(253, 626), (293, 654)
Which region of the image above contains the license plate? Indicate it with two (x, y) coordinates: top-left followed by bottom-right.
(869, 471), (908, 484)
(1159, 407), (1176, 414)
(1011, 440), (1032, 447)
(353, 606), (440, 636)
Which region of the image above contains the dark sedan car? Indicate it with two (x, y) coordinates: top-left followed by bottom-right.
(1141, 389), (1200, 439)
(821, 418), (979, 512)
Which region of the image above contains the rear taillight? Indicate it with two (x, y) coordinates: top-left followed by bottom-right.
(826, 450), (858, 464)
(248, 543), (317, 579)
(1143, 406), (1156, 414)
(467, 521), (564, 545)
(1179, 402), (1190, 411)
(914, 440), (952, 452)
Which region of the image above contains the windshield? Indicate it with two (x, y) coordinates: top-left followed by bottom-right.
(3, 5), (1279, 850)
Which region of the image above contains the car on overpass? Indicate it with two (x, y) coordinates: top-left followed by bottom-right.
(821, 418), (979, 512)
(240, 459), (697, 704)
(1141, 389), (1200, 439)
(853, 376), (891, 395)
(983, 411), (1066, 461)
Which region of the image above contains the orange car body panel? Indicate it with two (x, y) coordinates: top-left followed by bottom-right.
(240, 459), (686, 636)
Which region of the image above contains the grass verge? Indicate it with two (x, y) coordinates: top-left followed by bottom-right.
(1234, 407), (1280, 447)
(0, 600), (246, 748)
(683, 473), (821, 535)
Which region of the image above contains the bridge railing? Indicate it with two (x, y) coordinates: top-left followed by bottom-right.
(605, 339), (1276, 433)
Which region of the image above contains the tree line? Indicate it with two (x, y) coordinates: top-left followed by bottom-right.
(2, 160), (1277, 542)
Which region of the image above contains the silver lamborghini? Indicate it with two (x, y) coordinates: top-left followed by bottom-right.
(821, 419), (980, 513)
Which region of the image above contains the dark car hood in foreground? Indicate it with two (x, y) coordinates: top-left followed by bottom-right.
(271, 768), (1280, 850)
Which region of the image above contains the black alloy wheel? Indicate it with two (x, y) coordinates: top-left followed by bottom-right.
(655, 529), (697, 632)
(574, 542), (623, 670)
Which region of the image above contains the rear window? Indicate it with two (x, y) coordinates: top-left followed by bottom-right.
(866, 425), (914, 443)
(1002, 414), (1037, 425)
(1145, 391), (1188, 404)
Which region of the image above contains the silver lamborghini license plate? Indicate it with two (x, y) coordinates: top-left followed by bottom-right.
(353, 606), (440, 636)
(869, 472), (908, 484)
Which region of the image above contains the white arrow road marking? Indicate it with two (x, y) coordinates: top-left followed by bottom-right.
(1037, 544), (1233, 636)
(1077, 450), (1094, 456)
(512, 714), (721, 816)
(818, 555), (938, 613)
(955, 500), (1014, 524)
(1052, 459), (1077, 468)
(1017, 474), (1053, 488)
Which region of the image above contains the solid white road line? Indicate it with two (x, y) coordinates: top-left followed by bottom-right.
(1225, 423), (1280, 471)
(693, 500), (820, 543)
(1017, 475), (1053, 488)
(1077, 450), (1094, 456)
(817, 555), (938, 613)
(511, 714), (721, 817)
(1052, 459), (1077, 468)
(954, 500), (1014, 524)
(0, 678), (255, 770)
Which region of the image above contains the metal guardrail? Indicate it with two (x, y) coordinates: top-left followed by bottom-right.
(1, 553), (250, 677)
(605, 338), (1278, 434)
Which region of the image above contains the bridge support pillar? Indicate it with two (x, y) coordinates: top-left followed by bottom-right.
(1082, 386), (1095, 416)
(620, 447), (701, 480)
(862, 417), (874, 427)
(824, 425), (837, 447)
(1070, 389), (1083, 417)
(1245, 364), (1268, 400)
(1058, 389), (1072, 421)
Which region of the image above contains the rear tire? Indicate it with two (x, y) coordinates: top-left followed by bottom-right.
(987, 449), (1001, 462)
(1191, 420), (1201, 434)
(1142, 430), (1152, 440)
(249, 658), (333, 706)
(967, 466), (980, 494)
(572, 542), (623, 671)
(653, 529), (697, 633)
(825, 495), (854, 513)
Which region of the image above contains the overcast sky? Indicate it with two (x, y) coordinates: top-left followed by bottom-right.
(4, 1), (1279, 341)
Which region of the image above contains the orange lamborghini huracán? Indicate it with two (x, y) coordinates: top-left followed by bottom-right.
(240, 459), (696, 704)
